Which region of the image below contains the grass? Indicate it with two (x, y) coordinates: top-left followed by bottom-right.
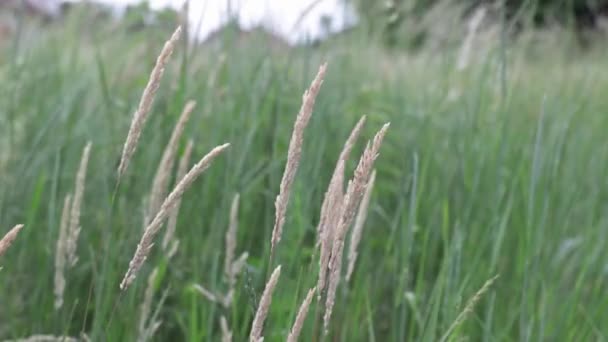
(1, 12), (608, 341)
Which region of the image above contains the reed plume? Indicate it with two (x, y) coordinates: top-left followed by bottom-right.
(346, 169), (376, 282)
(270, 63), (327, 256)
(225, 193), (240, 286)
(323, 123), (389, 333)
(249, 265), (281, 342)
(0, 224), (24, 258)
(54, 195), (71, 309)
(220, 315), (232, 342)
(286, 287), (316, 342)
(121, 143), (230, 290)
(67, 142), (91, 267)
(117, 26), (182, 180)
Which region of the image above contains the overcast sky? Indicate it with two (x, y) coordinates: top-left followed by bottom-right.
(63, 0), (357, 44)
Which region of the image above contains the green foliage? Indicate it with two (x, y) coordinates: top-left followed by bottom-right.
(1, 13), (608, 341)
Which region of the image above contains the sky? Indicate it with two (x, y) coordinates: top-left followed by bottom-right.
(59, 0), (357, 44)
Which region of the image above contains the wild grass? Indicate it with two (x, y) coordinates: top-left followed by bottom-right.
(0, 12), (608, 342)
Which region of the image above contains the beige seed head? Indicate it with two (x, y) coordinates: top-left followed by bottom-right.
(67, 142), (91, 267)
(120, 143), (230, 290)
(270, 63), (327, 256)
(220, 315), (232, 342)
(0, 224), (24, 258)
(148, 101), (196, 224)
(54, 194), (72, 309)
(249, 265), (281, 342)
(3, 335), (79, 342)
(225, 193), (240, 286)
(162, 139), (193, 252)
(117, 26), (182, 179)
(138, 268), (158, 339)
(346, 169), (376, 282)
(324, 123), (389, 333)
(286, 286), (316, 342)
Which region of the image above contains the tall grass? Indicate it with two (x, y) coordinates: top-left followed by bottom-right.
(0, 13), (608, 341)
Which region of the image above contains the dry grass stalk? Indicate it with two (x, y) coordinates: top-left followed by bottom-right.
(66, 142), (91, 267)
(231, 252), (249, 279)
(147, 101), (196, 225)
(323, 123), (390, 333)
(220, 315), (232, 342)
(3, 335), (79, 342)
(162, 139), (193, 251)
(439, 275), (499, 342)
(120, 143), (230, 290)
(138, 268), (159, 341)
(346, 169), (376, 282)
(316, 116), (366, 244)
(249, 265), (281, 342)
(117, 26), (182, 179)
(225, 193), (240, 285)
(0, 224), (24, 258)
(54, 195), (72, 309)
(192, 284), (232, 308)
(316, 160), (344, 298)
(286, 286), (316, 342)
(270, 63), (327, 256)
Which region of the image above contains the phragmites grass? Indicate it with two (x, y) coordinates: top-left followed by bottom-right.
(286, 287), (316, 342)
(54, 194), (72, 309)
(0, 224), (24, 258)
(323, 123), (390, 333)
(439, 275), (499, 342)
(316, 160), (344, 297)
(162, 139), (193, 252)
(249, 265), (281, 342)
(147, 101), (196, 225)
(346, 169), (376, 282)
(120, 143), (230, 290)
(117, 26), (182, 180)
(66, 142), (91, 267)
(270, 63), (327, 256)
(225, 193), (239, 286)
(220, 316), (232, 342)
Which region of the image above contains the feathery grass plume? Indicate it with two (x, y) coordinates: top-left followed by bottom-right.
(457, 6), (487, 71)
(192, 284), (220, 303)
(225, 193), (240, 285)
(439, 275), (499, 342)
(220, 316), (232, 342)
(286, 286), (316, 342)
(138, 268), (159, 341)
(316, 116), (366, 243)
(147, 101), (196, 225)
(346, 169), (376, 282)
(249, 265), (281, 342)
(0, 224), (24, 258)
(231, 252), (249, 279)
(270, 63), (327, 256)
(121, 143), (230, 290)
(54, 195), (72, 309)
(117, 26), (182, 180)
(3, 335), (79, 342)
(66, 142), (91, 267)
(162, 139), (193, 251)
(324, 123), (390, 333)
(316, 160), (344, 298)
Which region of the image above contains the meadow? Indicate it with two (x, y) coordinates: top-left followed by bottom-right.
(1, 11), (608, 342)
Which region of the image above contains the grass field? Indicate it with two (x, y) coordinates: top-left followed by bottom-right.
(1, 12), (608, 342)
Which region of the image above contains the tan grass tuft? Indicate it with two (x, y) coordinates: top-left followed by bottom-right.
(286, 286), (316, 342)
(67, 142), (91, 267)
(117, 26), (182, 179)
(54, 195), (72, 309)
(323, 123), (390, 333)
(346, 169), (376, 282)
(120, 143), (230, 290)
(270, 63), (327, 256)
(249, 265), (281, 342)
(138, 268), (159, 341)
(225, 193), (240, 286)
(0, 224), (24, 258)
(162, 139), (193, 252)
(439, 275), (499, 342)
(148, 101), (196, 225)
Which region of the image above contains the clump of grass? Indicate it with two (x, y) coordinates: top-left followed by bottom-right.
(270, 63), (327, 257)
(117, 26), (182, 180)
(120, 143), (230, 290)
